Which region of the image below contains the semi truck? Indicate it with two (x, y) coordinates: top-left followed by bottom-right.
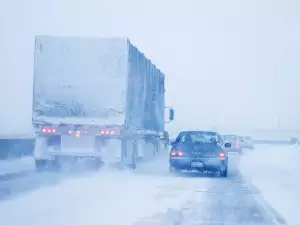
(32, 35), (174, 171)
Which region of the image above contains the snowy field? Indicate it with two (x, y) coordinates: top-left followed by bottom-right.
(0, 144), (298, 225)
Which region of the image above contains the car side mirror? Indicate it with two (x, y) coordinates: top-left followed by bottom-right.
(225, 143), (231, 148)
(169, 108), (174, 121)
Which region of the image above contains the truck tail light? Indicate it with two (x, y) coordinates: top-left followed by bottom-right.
(41, 128), (56, 133)
(100, 130), (116, 135)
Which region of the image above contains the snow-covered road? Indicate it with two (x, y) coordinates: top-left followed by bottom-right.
(0, 144), (298, 225)
(240, 145), (300, 225)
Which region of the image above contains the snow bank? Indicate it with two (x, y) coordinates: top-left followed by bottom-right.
(240, 145), (300, 225)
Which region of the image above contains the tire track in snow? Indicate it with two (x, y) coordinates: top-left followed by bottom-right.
(134, 154), (287, 225)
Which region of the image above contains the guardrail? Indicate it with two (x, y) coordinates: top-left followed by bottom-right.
(253, 140), (290, 145)
(0, 139), (35, 160)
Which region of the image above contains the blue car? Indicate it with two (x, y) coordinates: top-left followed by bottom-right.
(169, 131), (231, 177)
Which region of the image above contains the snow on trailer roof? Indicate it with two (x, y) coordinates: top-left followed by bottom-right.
(37, 35), (166, 78)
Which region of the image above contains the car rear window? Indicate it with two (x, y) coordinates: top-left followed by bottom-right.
(177, 131), (220, 144)
(189, 133), (218, 143)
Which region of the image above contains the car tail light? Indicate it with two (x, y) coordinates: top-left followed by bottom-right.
(219, 152), (225, 158)
(178, 151), (184, 156)
(170, 150), (177, 156)
(170, 150), (184, 157)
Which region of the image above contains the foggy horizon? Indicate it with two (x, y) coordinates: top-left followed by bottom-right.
(1, 0), (300, 137)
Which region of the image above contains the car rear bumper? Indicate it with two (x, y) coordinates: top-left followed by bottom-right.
(169, 157), (228, 171)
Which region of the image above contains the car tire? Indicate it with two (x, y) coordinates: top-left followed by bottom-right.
(169, 165), (180, 173)
(220, 167), (228, 177)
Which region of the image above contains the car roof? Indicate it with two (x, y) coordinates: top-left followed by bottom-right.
(222, 134), (238, 137)
(178, 131), (220, 135)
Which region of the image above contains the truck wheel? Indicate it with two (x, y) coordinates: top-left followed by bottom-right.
(35, 159), (49, 172)
(156, 141), (159, 153)
(152, 142), (156, 156)
(130, 141), (137, 170)
(85, 158), (103, 170)
(94, 158), (104, 169)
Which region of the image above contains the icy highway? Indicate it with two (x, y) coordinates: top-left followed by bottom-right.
(0, 145), (299, 225)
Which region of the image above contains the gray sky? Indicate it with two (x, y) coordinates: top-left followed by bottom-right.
(1, 0), (300, 136)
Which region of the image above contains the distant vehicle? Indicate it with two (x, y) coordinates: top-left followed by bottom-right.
(221, 134), (243, 154)
(240, 136), (254, 150)
(289, 138), (299, 145)
(169, 131), (231, 177)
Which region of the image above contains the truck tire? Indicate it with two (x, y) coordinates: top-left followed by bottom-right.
(94, 158), (104, 169)
(152, 139), (159, 156)
(130, 141), (137, 170)
(35, 159), (49, 172)
(85, 158), (103, 170)
(35, 158), (61, 172)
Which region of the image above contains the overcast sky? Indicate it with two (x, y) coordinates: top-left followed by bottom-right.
(1, 0), (300, 136)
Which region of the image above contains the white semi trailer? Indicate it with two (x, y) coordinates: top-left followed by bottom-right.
(32, 35), (174, 171)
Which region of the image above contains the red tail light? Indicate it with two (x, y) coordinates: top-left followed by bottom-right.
(219, 152), (225, 158)
(171, 150), (177, 156)
(170, 150), (184, 157)
(41, 128), (56, 133)
(100, 130), (116, 135)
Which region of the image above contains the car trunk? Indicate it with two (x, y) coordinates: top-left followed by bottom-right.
(191, 143), (221, 158)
